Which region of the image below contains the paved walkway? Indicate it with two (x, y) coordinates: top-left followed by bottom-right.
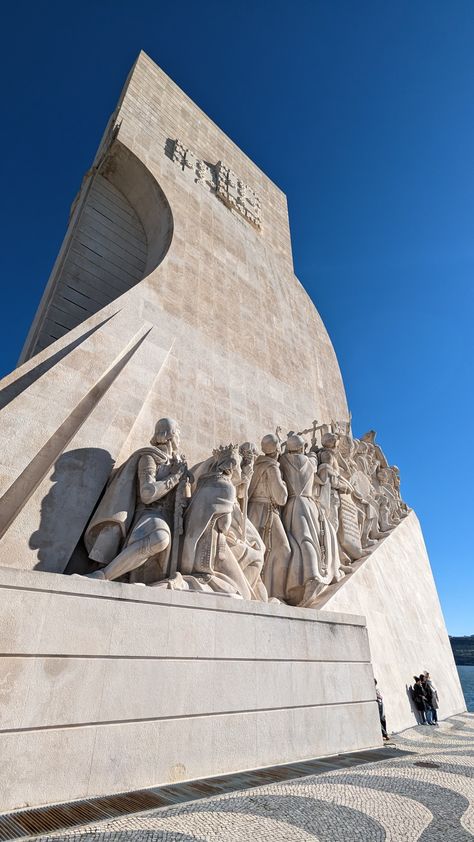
(38, 713), (474, 842)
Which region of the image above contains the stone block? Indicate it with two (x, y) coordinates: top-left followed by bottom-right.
(0, 566), (381, 811)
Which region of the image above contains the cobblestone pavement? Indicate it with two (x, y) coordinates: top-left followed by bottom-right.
(37, 713), (474, 842)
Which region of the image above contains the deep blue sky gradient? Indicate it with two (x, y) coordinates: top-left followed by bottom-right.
(0, 1), (472, 632)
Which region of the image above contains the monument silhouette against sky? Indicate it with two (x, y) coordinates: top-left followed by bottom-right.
(0, 52), (465, 812)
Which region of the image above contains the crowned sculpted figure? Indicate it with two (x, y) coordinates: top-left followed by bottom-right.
(248, 433), (291, 601)
(83, 417), (187, 582)
(280, 434), (344, 607)
(174, 444), (268, 600)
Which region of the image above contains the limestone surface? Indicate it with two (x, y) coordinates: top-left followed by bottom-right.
(31, 713), (474, 842)
(0, 51), (348, 573)
(0, 564), (381, 812)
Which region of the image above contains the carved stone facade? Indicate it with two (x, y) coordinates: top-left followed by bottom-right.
(170, 138), (262, 229)
(81, 418), (409, 607)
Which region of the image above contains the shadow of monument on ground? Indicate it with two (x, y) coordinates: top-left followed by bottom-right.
(30, 447), (114, 574)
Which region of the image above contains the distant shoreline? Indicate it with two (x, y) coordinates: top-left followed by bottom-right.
(450, 635), (474, 666)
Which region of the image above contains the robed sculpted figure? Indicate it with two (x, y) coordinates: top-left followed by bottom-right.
(318, 432), (371, 562)
(248, 433), (290, 601)
(84, 417), (186, 582)
(173, 444), (268, 600)
(280, 434), (344, 607)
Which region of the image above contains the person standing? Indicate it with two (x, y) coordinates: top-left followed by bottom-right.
(374, 679), (389, 740)
(423, 671), (439, 724)
(420, 674), (434, 724)
(412, 676), (429, 724)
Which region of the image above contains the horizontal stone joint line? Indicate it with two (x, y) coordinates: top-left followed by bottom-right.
(0, 654), (371, 664)
(0, 699), (377, 735)
(0, 584), (365, 627)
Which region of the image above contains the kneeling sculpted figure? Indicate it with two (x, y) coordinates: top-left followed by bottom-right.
(84, 417), (186, 582)
(175, 443), (268, 600)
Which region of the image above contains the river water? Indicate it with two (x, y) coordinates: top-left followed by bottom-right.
(458, 665), (474, 712)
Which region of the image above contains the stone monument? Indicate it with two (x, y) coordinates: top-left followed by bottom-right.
(0, 52), (465, 812)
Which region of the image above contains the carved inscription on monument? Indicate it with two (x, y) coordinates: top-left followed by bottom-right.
(169, 139), (262, 230)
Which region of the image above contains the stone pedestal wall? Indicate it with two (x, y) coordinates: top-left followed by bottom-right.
(318, 512), (466, 732)
(0, 566), (381, 812)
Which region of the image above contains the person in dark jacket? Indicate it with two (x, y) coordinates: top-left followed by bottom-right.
(420, 673), (435, 724)
(374, 679), (389, 740)
(412, 676), (429, 724)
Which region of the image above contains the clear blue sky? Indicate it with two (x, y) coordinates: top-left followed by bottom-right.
(1, 1), (472, 633)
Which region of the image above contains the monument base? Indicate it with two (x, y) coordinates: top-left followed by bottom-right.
(317, 511), (466, 732)
(0, 567), (381, 812)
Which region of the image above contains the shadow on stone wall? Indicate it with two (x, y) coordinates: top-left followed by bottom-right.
(405, 683), (424, 724)
(30, 447), (114, 574)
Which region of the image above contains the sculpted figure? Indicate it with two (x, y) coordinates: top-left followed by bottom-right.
(377, 492), (393, 533)
(175, 444), (268, 600)
(317, 432), (368, 562)
(360, 430), (389, 471)
(280, 434), (344, 607)
(389, 465), (410, 517)
(349, 468), (384, 546)
(374, 466), (408, 527)
(335, 433), (358, 477)
(248, 433), (291, 601)
(336, 433), (386, 544)
(84, 418), (186, 582)
(236, 441), (258, 535)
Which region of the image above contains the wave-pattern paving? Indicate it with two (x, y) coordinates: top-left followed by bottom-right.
(26, 712), (474, 842)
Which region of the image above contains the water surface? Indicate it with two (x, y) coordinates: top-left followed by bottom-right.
(458, 664), (474, 712)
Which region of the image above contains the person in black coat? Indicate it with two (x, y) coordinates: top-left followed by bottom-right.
(421, 673), (435, 724)
(375, 679), (389, 740)
(412, 676), (429, 724)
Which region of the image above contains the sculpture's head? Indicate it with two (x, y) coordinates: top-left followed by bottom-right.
(321, 432), (338, 450)
(286, 434), (305, 454)
(212, 443), (241, 481)
(151, 417), (180, 454)
(377, 467), (390, 484)
(338, 434), (354, 458)
(261, 433), (281, 457)
(239, 442), (258, 463)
